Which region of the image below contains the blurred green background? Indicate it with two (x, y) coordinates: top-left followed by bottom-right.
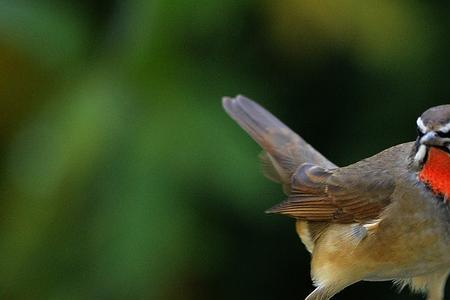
(0, 1), (449, 299)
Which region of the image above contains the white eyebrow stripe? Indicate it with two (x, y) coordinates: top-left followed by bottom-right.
(416, 117), (427, 133)
(438, 122), (450, 133)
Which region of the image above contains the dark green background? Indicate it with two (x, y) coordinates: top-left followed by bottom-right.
(0, 1), (448, 299)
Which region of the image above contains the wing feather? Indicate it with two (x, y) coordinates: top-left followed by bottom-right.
(267, 163), (395, 223)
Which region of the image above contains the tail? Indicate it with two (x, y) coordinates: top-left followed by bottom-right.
(223, 95), (336, 194)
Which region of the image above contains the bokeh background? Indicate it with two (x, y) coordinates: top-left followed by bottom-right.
(1, 1), (449, 299)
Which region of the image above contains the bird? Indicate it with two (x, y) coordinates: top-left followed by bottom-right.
(222, 95), (450, 300)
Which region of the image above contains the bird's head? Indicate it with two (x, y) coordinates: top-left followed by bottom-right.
(414, 105), (450, 199)
(414, 105), (450, 166)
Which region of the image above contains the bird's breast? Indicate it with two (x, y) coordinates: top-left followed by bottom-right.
(419, 147), (450, 200)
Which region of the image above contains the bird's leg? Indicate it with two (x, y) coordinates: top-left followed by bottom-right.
(304, 283), (350, 300)
(304, 286), (333, 300)
(425, 270), (449, 300)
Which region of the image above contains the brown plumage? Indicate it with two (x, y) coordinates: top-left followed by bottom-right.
(223, 95), (450, 300)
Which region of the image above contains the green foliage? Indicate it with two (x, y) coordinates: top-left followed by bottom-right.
(0, 0), (446, 299)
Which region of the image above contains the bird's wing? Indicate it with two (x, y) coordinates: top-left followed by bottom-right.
(223, 95), (336, 194)
(267, 163), (395, 223)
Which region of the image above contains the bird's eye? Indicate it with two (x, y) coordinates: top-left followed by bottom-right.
(436, 130), (450, 138)
(417, 127), (424, 137)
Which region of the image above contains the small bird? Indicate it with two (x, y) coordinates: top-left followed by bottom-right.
(223, 95), (450, 300)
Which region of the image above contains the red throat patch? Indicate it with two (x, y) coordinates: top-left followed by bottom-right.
(419, 147), (450, 199)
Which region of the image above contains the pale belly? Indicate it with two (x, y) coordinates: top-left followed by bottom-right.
(309, 210), (450, 283)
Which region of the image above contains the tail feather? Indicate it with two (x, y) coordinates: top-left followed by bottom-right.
(223, 95), (336, 194)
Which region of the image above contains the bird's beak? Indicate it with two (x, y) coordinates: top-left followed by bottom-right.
(420, 132), (440, 146)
